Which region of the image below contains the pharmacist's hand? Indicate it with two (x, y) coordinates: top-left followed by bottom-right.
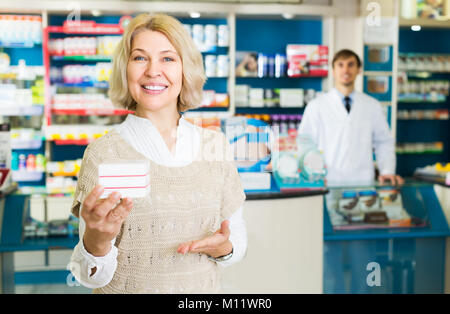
(177, 220), (233, 259)
(82, 185), (133, 257)
(378, 174), (405, 186)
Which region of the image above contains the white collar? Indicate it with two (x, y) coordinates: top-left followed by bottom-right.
(116, 114), (200, 167)
(332, 88), (356, 103)
(124, 113), (189, 130)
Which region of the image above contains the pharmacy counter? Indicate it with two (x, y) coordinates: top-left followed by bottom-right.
(323, 180), (450, 294)
(0, 188), (327, 293)
(413, 174), (450, 213)
(0, 193), (30, 293)
(414, 174), (450, 294)
(245, 188), (327, 200)
(0, 193), (77, 293)
(221, 188), (328, 294)
(414, 173), (450, 188)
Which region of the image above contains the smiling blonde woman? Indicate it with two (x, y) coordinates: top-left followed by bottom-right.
(109, 13), (206, 112)
(68, 13), (247, 294)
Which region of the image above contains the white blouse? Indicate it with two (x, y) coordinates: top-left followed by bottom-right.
(69, 114), (248, 289)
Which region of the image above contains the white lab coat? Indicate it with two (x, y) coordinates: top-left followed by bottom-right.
(298, 88), (396, 185)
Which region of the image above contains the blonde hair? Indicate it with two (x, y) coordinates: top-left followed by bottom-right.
(109, 13), (206, 112)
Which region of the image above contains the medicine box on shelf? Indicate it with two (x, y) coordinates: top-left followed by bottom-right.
(364, 75), (392, 102)
(12, 170), (44, 182)
(364, 45), (393, 72)
(98, 160), (150, 199)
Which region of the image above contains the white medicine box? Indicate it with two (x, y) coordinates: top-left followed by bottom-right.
(98, 160), (150, 199)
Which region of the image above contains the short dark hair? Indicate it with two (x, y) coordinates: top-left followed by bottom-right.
(332, 49), (362, 68)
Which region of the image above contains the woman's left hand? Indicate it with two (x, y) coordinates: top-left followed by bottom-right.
(177, 220), (233, 259)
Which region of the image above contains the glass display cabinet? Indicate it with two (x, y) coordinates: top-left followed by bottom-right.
(323, 179), (450, 294)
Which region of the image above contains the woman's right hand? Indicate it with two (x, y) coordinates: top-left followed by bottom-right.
(81, 185), (133, 257)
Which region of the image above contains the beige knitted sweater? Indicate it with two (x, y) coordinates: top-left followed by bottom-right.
(71, 127), (246, 294)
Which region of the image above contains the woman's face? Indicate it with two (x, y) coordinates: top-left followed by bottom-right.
(127, 30), (183, 113)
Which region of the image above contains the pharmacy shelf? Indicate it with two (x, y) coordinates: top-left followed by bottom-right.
(12, 170), (44, 182)
(48, 171), (78, 177)
(398, 99), (447, 104)
(400, 18), (450, 29)
(397, 26), (450, 177)
(235, 107), (304, 114)
(11, 139), (44, 150)
(52, 82), (109, 89)
(51, 108), (133, 116)
(236, 75), (328, 79)
(1, 105), (44, 116)
(189, 107), (229, 112)
(363, 71), (393, 76)
(50, 139), (91, 146)
(398, 119), (449, 121)
(16, 185), (75, 196)
(200, 47), (229, 54)
(51, 55), (113, 62)
(46, 25), (123, 35)
(45, 189), (76, 196)
(396, 151), (444, 155)
(402, 71), (450, 78)
(0, 42), (40, 48)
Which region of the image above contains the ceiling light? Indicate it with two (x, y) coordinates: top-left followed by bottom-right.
(282, 13), (294, 19)
(411, 25), (421, 31)
(190, 12), (201, 19)
(91, 10), (102, 17)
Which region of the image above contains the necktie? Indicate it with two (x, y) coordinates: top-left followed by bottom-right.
(344, 96), (351, 113)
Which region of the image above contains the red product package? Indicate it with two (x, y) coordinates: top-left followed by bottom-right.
(286, 44), (329, 77)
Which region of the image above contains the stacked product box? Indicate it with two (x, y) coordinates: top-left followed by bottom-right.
(49, 36), (121, 56)
(396, 142), (444, 154)
(98, 160), (150, 199)
(286, 44), (328, 77)
(328, 188), (412, 230)
(46, 125), (113, 141)
(0, 15), (42, 47)
(235, 85), (318, 108)
(398, 53), (450, 72)
(184, 23), (229, 52)
(52, 93), (114, 110)
(200, 90), (229, 108)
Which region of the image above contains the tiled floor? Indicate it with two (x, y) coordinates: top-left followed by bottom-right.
(15, 284), (92, 294)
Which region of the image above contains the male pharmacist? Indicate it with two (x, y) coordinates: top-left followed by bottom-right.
(298, 49), (404, 293)
(298, 49), (403, 186)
